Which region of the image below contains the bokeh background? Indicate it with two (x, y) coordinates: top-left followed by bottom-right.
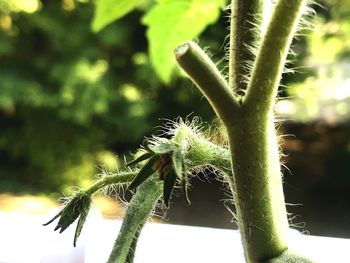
(0, 0), (349, 240)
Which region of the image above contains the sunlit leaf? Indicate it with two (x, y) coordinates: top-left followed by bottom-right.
(142, 0), (226, 83)
(92, 0), (142, 32)
(163, 170), (177, 208)
(128, 156), (158, 189)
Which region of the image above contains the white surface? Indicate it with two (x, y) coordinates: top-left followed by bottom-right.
(0, 210), (87, 263)
(85, 220), (245, 263)
(1, 210), (349, 262)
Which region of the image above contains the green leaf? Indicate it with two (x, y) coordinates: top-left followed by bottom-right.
(92, 0), (142, 32)
(73, 199), (91, 247)
(171, 148), (184, 180)
(128, 156), (158, 189)
(149, 142), (176, 155)
(126, 152), (154, 167)
(171, 147), (190, 204)
(142, 0), (226, 83)
(182, 175), (191, 205)
(163, 170), (177, 208)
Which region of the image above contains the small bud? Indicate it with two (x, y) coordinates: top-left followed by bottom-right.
(43, 192), (91, 247)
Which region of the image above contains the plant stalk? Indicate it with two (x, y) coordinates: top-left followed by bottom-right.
(229, 116), (289, 262)
(244, 0), (307, 116)
(107, 177), (162, 263)
(229, 0), (266, 95)
(85, 172), (137, 196)
(176, 0), (308, 262)
(228, 0), (308, 262)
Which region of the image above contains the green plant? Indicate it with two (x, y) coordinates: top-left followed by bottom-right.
(45, 0), (317, 262)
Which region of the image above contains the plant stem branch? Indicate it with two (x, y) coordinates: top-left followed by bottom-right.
(229, 0), (266, 94)
(175, 41), (239, 124)
(244, 0), (307, 116)
(107, 177), (162, 263)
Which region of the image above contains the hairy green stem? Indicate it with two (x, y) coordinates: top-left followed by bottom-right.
(229, 0), (266, 94)
(125, 225), (143, 263)
(186, 128), (236, 192)
(175, 0), (309, 262)
(244, 0), (307, 116)
(107, 177), (162, 263)
(85, 172), (137, 196)
(228, 0), (308, 262)
(174, 41), (239, 125)
(229, 117), (289, 262)
(187, 135), (231, 172)
(172, 124), (231, 172)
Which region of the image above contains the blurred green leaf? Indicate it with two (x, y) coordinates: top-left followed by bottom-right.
(92, 0), (142, 32)
(142, 0), (225, 83)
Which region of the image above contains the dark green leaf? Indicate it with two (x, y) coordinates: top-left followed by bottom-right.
(145, 144), (156, 154)
(171, 148), (190, 204)
(43, 211), (63, 226)
(92, 0), (142, 32)
(54, 198), (82, 233)
(128, 156), (158, 189)
(171, 148), (184, 180)
(182, 176), (191, 205)
(126, 152), (154, 167)
(73, 199), (91, 247)
(163, 170), (177, 208)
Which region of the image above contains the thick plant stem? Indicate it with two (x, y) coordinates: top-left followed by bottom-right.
(107, 178), (162, 263)
(228, 0), (308, 262)
(229, 0), (266, 94)
(175, 0), (308, 262)
(229, 117), (289, 262)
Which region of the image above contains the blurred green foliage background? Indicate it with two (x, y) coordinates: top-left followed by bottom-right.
(0, 0), (218, 192)
(0, 0), (349, 236)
